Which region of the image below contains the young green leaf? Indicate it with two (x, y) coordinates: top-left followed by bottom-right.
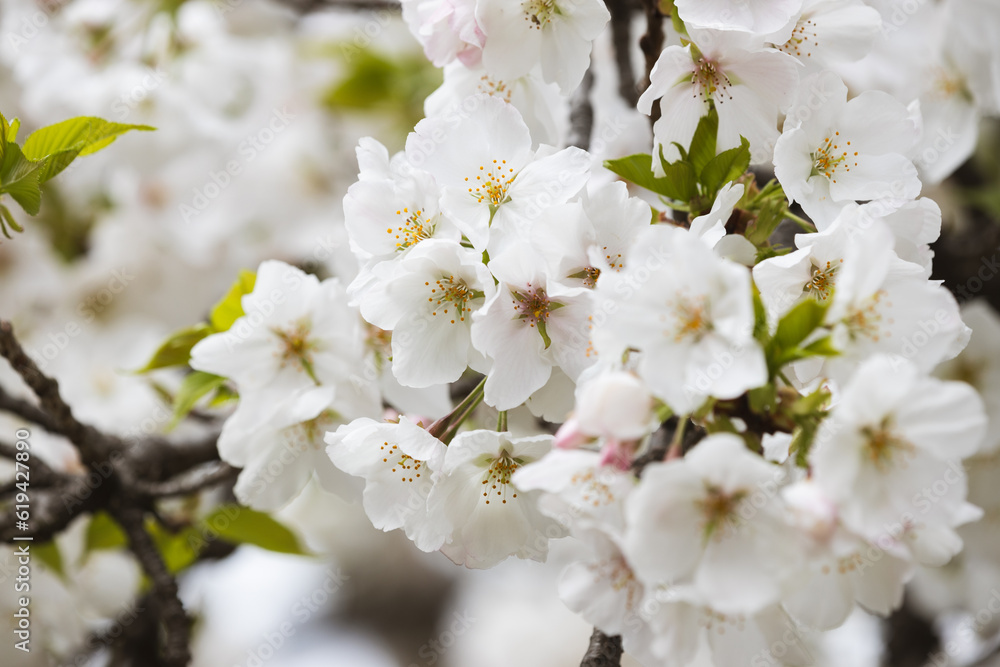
(201, 505), (307, 555)
(604, 154), (674, 197)
(0, 143), (44, 215)
(772, 298), (829, 351)
(35, 541), (65, 577)
(135, 324), (213, 373)
(210, 269), (257, 332)
(688, 108), (719, 177)
(85, 512), (129, 553)
(171, 371), (227, 428)
(22, 116), (154, 183)
(700, 136), (751, 195)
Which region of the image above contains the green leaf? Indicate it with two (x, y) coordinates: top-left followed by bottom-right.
(744, 195), (786, 247)
(747, 384), (777, 413)
(0, 204), (23, 239)
(792, 386), (831, 417)
(688, 108), (719, 177)
(210, 269), (256, 332)
(201, 505), (306, 555)
(0, 112), (7, 162)
(700, 136), (751, 195)
(658, 151), (699, 203)
(801, 336), (839, 357)
(752, 285), (768, 342)
(171, 371), (227, 428)
(6, 117), (19, 143)
(85, 512), (128, 552)
(22, 117), (154, 183)
(135, 324), (212, 373)
(604, 154), (675, 198)
(146, 519), (200, 574)
(0, 143), (43, 215)
(772, 298), (829, 351)
(35, 541), (64, 577)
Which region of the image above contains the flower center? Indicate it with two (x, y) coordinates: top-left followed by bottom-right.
(697, 485), (746, 541)
(860, 419), (914, 472)
(272, 319), (321, 383)
(568, 266), (601, 288)
(668, 293), (712, 343)
(691, 59), (733, 104)
(380, 441), (426, 483)
(804, 260), (841, 301)
(777, 18), (818, 58)
(388, 207), (434, 252)
(465, 159), (517, 207)
(283, 409), (341, 453)
(477, 75), (513, 103)
(570, 469), (616, 507)
(512, 283), (557, 348)
(811, 131), (857, 184)
(589, 555), (640, 610)
(427, 274), (480, 324)
(842, 290), (887, 342)
(481, 448), (520, 505)
(522, 0), (557, 28)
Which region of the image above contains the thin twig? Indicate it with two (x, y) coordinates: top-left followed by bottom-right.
(0, 439), (61, 486)
(568, 67), (596, 151)
(129, 461), (239, 498)
(0, 386), (62, 433)
(0, 321), (119, 461)
(112, 505), (191, 667)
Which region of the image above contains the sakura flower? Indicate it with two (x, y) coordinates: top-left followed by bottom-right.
(424, 61), (564, 146)
(513, 447), (637, 536)
(936, 300), (1000, 454)
(674, 0), (803, 35)
(476, 0), (610, 94)
(557, 529), (658, 662)
(471, 240), (594, 410)
(765, 0), (882, 71)
(818, 223), (967, 381)
(190, 261), (379, 418)
(325, 416), (448, 551)
(638, 36), (799, 166)
(401, 0), (485, 67)
(780, 479), (912, 630)
(625, 434), (802, 614)
(573, 370), (655, 443)
(407, 94), (589, 252)
(774, 71), (922, 222)
(530, 184), (652, 291)
(425, 430), (567, 568)
(356, 239), (495, 387)
(596, 225), (767, 415)
(222, 386), (363, 511)
(343, 137), (460, 265)
(811, 355), (987, 566)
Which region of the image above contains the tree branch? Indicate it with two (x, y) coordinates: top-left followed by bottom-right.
(0, 385), (62, 433)
(128, 460), (239, 498)
(0, 321), (119, 461)
(112, 505), (191, 667)
(568, 67), (596, 151)
(580, 628), (624, 667)
(637, 0), (665, 124)
(606, 0), (639, 106)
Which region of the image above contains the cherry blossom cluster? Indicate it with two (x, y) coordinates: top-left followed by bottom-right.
(178, 0), (1000, 664)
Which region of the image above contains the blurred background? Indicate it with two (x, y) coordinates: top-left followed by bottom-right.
(0, 0), (998, 665)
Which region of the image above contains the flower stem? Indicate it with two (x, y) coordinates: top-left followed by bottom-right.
(497, 410), (508, 432)
(666, 416), (688, 460)
(427, 376), (487, 444)
(784, 210), (816, 232)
